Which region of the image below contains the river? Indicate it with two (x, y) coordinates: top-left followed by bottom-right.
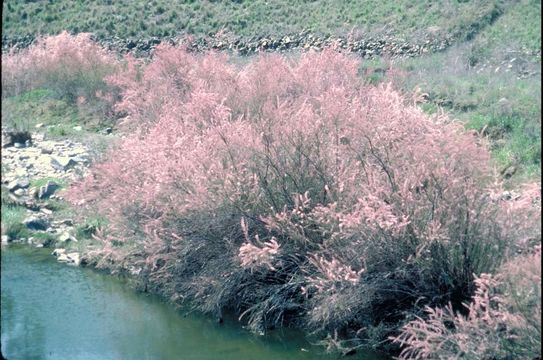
(1, 245), (387, 360)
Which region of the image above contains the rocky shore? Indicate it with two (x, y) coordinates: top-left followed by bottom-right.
(1, 128), (99, 266)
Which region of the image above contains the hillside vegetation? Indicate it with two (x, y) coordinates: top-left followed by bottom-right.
(0, 0), (520, 44)
(1, 1), (541, 358)
(2, 0), (540, 181)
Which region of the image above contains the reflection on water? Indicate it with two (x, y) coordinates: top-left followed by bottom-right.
(1, 245), (387, 360)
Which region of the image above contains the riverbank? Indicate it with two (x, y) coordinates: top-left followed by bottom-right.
(1, 29), (540, 358)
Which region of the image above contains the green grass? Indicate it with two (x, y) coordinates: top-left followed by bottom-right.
(2, 88), (111, 138)
(1, 0), (510, 44)
(31, 231), (57, 247)
(470, 0), (541, 59)
(75, 216), (109, 241)
(30, 177), (68, 190)
(0, 203), (29, 240)
(377, 41), (541, 181)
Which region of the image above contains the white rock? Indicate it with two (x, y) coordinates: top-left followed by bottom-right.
(13, 188), (25, 196)
(52, 248), (66, 257)
(58, 231), (72, 242)
(66, 253), (81, 266)
(57, 254), (69, 262)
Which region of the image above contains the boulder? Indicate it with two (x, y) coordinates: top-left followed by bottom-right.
(38, 181), (59, 199)
(13, 188), (25, 197)
(56, 252), (81, 266)
(7, 177), (30, 191)
(58, 231), (77, 243)
(28, 187), (38, 199)
(61, 219), (74, 226)
(40, 207), (53, 215)
(2, 133), (13, 148)
(66, 253), (81, 266)
(52, 248), (66, 257)
(57, 253), (69, 262)
(23, 216), (50, 230)
(50, 156), (76, 171)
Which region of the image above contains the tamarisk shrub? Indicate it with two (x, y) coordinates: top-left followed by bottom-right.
(393, 249), (541, 359)
(1, 31), (119, 118)
(67, 44), (538, 353)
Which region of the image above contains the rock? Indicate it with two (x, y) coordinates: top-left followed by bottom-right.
(58, 231), (77, 243)
(2, 133), (13, 148)
(50, 156), (76, 171)
(28, 187), (38, 198)
(72, 155), (89, 164)
(129, 266), (142, 276)
(41, 147), (53, 154)
(13, 188), (25, 197)
(14, 142), (24, 148)
(73, 126), (83, 131)
(14, 168), (27, 177)
(52, 248), (66, 257)
(1, 235), (10, 244)
(7, 177), (30, 191)
(35, 123), (44, 129)
(501, 165), (517, 179)
(57, 253), (70, 262)
(60, 219), (74, 226)
(38, 181), (59, 199)
(23, 216), (50, 230)
(65, 253), (81, 266)
(22, 199), (40, 211)
(8, 193), (19, 203)
(40, 207), (53, 215)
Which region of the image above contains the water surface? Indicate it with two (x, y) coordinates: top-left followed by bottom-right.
(1, 245), (386, 360)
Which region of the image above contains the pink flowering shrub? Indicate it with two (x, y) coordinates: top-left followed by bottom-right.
(1, 31), (118, 117)
(393, 250), (541, 359)
(67, 45), (539, 352)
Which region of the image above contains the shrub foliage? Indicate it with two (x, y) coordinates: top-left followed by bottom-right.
(393, 249), (541, 359)
(1, 31), (118, 120)
(67, 44), (540, 353)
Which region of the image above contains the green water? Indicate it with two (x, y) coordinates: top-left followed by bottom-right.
(1, 245), (386, 360)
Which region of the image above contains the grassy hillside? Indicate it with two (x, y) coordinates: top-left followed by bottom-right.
(2, 0), (540, 182)
(0, 0), (525, 45)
